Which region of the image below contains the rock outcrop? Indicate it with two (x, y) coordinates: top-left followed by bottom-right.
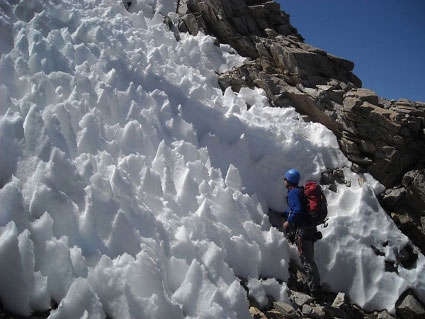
(176, 0), (425, 254)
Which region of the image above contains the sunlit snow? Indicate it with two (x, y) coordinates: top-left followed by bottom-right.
(0, 0), (424, 318)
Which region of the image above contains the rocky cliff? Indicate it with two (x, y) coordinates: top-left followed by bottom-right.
(176, 0), (425, 256)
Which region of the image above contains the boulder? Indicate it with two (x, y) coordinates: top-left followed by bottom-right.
(273, 301), (297, 318)
(396, 290), (425, 319)
(403, 169), (425, 216)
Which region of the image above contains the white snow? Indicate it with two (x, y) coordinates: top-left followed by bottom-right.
(0, 0), (424, 318)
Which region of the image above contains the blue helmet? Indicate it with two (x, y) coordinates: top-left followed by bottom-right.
(284, 169), (300, 185)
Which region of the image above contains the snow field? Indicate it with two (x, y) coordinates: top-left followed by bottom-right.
(0, 0), (424, 318)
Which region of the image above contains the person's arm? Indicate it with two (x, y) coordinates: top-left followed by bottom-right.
(286, 188), (303, 224)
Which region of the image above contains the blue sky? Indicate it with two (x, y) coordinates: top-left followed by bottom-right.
(276, 0), (425, 102)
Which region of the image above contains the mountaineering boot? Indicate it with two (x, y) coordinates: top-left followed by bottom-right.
(311, 286), (324, 303)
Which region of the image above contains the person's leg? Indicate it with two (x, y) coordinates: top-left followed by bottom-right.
(298, 239), (321, 297)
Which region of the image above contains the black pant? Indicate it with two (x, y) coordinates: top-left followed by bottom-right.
(295, 227), (321, 295)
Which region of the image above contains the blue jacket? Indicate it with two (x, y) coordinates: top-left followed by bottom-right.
(284, 186), (312, 227)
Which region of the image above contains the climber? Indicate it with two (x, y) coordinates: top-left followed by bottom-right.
(283, 168), (322, 300)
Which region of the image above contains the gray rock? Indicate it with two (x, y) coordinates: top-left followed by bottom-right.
(331, 292), (347, 309)
(273, 301), (298, 318)
(302, 303), (326, 318)
(396, 290), (425, 319)
(289, 290), (314, 307)
(403, 170), (425, 216)
(380, 186), (406, 207)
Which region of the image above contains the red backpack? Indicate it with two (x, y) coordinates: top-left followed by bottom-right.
(300, 181), (328, 226)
